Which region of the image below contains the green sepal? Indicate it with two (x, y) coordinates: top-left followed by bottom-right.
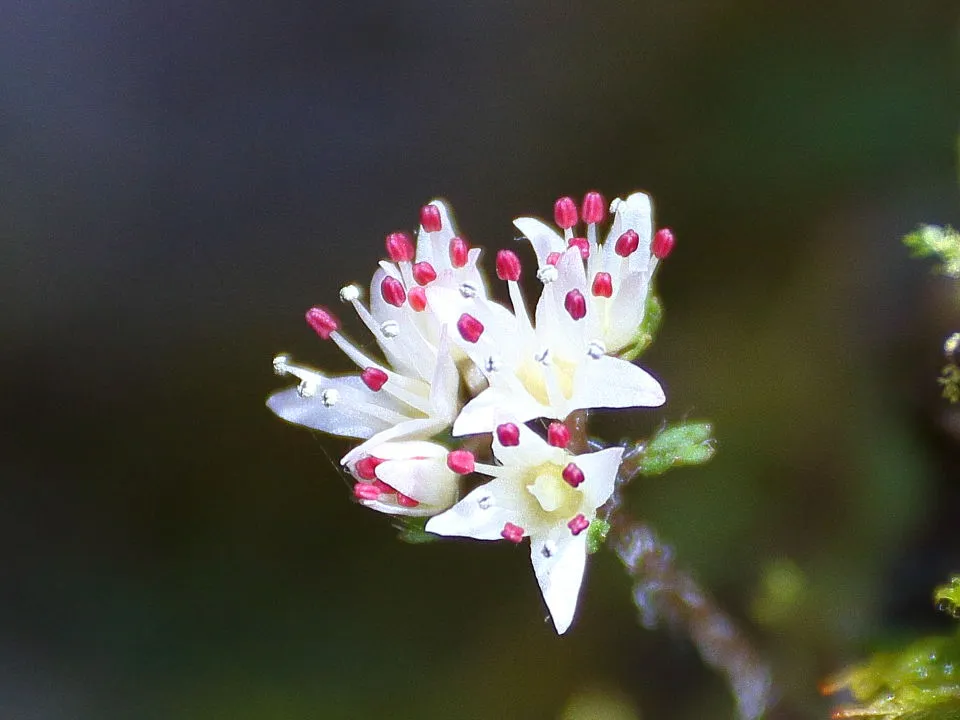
(586, 518), (611, 555)
(393, 516), (439, 544)
(621, 293), (663, 361)
(638, 421), (716, 476)
(934, 575), (960, 619)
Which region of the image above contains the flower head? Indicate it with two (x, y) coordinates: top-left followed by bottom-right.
(426, 419), (624, 633)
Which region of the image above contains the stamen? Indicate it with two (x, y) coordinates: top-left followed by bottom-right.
(321, 389), (339, 406)
(562, 463), (585, 487)
(496, 422), (521, 446)
(587, 340), (606, 359)
(477, 494), (492, 510)
(449, 237), (469, 268)
(380, 276), (407, 307)
(353, 483), (381, 500)
(541, 541), (555, 558)
(484, 355), (501, 373)
(339, 284), (360, 303)
(396, 493), (420, 508)
(537, 265), (558, 284)
(553, 196), (578, 229)
(272, 354), (291, 375)
(354, 456), (384, 480)
(546, 251), (562, 266)
(615, 229), (640, 257)
(385, 231), (414, 262)
(547, 422), (571, 448)
(412, 261), (437, 285)
(459, 282), (478, 299)
(564, 289), (587, 321)
(361, 367), (389, 391)
(652, 228), (675, 259)
(408, 286), (427, 312)
(305, 306), (339, 339)
(581, 191), (605, 224)
(457, 313), (484, 343)
(372, 479), (394, 494)
(567, 513), (590, 535)
(380, 320), (400, 338)
(297, 380), (318, 398)
(446, 449), (476, 474)
(501, 522), (525, 544)
(496, 249), (522, 281)
(420, 203), (442, 232)
(568, 237), (589, 259)
(591, 272), (613, 297)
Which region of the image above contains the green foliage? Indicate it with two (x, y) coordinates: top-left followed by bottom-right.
(636, 421), (716, 476)
(586, 518), (610, 555)
(393, 516), (439, 544)
(903, 224), (960, 279)
(621, 293), (663, 361)
(823, 577), (960, 719)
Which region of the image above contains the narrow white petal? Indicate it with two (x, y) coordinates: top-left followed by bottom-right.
(425, 479), (520, 540)
(513, 216), (565, 265)
(427, 326), (461, 423)
(603, 270), (650, 352)
(376, 457), (457, 507)
(572, 446), (624, 509)
(360, 498), (437, 517)
(452, 386), (554, 436)
(530, 531), (588, 634)
(491, 417), (564, 468)
(369, 267), (437, 382)
(340, 417), (448, 465)
(570, 355), (665, 411)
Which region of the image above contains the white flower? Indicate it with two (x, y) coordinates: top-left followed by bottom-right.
(425, 222), (665, 436)
(345, 440), (461, 517)
(268, 200), (477, 463)
(426, 419), (623, 633)
(514, 191), (674, 355)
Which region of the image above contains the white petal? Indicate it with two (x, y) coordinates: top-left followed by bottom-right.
(570, 355), (665, 411)
(491, 417), (564, 468)
(376, 457), (458, 507)
(572, 446), (624, 509)
(513, 216), (565, 265)
(603, 270), (650, 352)
(452, 385), (554, 436)
(340, 417), (448, 465)
(425, 478), (523, 540)
(360, 498), (437, 517)
(427, 326), (461, 423)
(416, 199), (457, 269)
(369, 267), (437, 382)
(373, 440), (448, 460)
(530, 530), (588, 634)
(266, 376), (407, 439)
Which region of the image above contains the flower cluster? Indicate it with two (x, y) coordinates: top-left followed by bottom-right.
(268, 191), (673, 632)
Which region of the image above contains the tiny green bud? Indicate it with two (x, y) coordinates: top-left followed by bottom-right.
(393, 516), (439, 544)
(934, 575), (960, 619)
(638, 421), (716, 476)
(586, 518), (611, 555)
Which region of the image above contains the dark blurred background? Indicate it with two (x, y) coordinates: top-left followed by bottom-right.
(2, 1), (958, 718)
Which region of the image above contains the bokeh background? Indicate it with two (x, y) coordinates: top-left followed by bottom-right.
(2, 1), (958, 718)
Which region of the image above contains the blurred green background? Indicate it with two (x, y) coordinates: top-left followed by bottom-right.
(2, 1), (958, 718)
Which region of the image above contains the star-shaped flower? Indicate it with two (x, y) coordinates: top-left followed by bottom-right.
(425, 419), (623, 633)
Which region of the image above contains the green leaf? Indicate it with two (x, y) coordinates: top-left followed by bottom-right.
(637, 421), (717, 476)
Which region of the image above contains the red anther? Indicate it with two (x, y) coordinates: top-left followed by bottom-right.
(568, 237), (589, 259)
(396, 492), (420, 508)
(562, 462), (585, 487)
(581, 191), (606, 224)
(361, 367), (389, 391)
(385, 231), (414, 262)
(446, 449), (476, 475)
(380, 276), (407, 307)
(457, 313), (484, 343)
(372, 479), (394, 494)
(547, 422), (571, 448)
(501, 522), (525, 543)
(591, 272), (613, 298)
(546, 251), (562, 266)
(614, 229), (640, 257)
(553, 196), (578, 229)
(305, 306), (340, 339)
(353, 483), (381, 500)
(567, 513), (590, 535)
(449, 237), (469, 268)
(354, 456), (384, 481)
(564, 289), (587, 321)
(412, 261), (437, 285)
(408, 286), (427, 312)
(496, 249), (522, 281)
(652, 228), (675, 259)
(420, 203), (442, 232)
(496, 422), (521, 447)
